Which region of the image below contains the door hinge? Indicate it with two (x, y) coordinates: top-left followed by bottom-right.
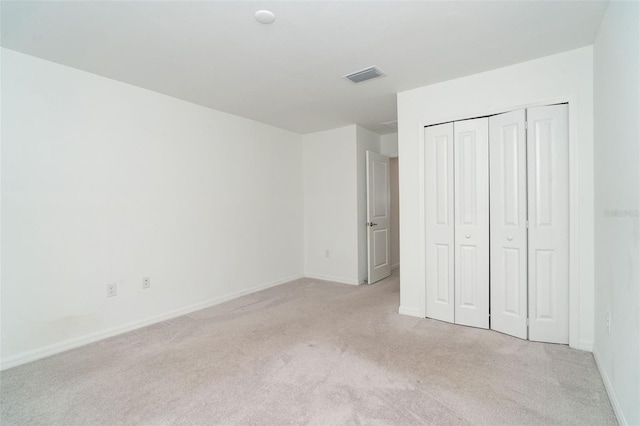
(525, 121), (528, 130)
(526, 318), (530, 326)
(526, 220), (529, 228)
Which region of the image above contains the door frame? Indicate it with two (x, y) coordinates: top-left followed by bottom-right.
(418, 96), (582, 349)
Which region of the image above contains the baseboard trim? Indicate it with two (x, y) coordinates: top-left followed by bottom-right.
(304, 273), (360, 286)
(593, 345), (627, 426)
(0, 273), (304, 371)
(398, 306), (423, 318)
(391, 263), (400, 271)
(578, 339), (594, 352)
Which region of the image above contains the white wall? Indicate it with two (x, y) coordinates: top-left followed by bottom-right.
(593, 2), (640, 424)
(303, 125), (359, 284)
(381, 133), (398, 158)
(397, 47), (594, 350)
(1, 49), (305, 368)
(303, 125), (386, 285)
(356, 126), (381, 283)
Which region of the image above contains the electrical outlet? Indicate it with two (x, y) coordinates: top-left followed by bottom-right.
(142, 277), (151, 289)
(106, 282), (117, 297)
(606, 312), (611, 335)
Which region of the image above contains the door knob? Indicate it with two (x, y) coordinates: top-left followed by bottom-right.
(465, 234), (471, 239)
(507, 236), (513, 241)
(366, 222), (378, 227)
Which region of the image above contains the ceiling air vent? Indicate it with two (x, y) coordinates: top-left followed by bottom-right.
(344, 66), (384, 83)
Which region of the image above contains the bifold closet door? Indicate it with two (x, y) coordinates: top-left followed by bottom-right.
(527, 104), (569, 344)
(454, 118), (489, 329)
(489, 110), (528, 339)
(425, 123), (455, 323)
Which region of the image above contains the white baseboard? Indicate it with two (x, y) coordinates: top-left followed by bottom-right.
(304, 273), (360, 286)
(578, 339), (594, 352)
(0, 273), (304, 371)
(398, 305), (423, 318)
(593, 345), (627, 426)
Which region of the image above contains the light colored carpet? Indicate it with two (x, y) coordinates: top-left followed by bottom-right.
(1, 271), (616, 425)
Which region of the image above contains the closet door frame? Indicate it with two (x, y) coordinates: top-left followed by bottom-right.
(420, 97), (581, 349)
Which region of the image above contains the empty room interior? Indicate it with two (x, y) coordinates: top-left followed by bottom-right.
(1, 1), (639, 425)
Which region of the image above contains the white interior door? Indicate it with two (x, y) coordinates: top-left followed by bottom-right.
(366, 151), (391, 284)
(527, 104), (569, 344)
(454, 118), (489, 329)
(424, 123), (455, 323)
(489, 109), (528, 339)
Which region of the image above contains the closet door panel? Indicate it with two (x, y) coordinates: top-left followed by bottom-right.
(490, 110), (528, 339)
(454, 118), (489, 329)
(527, 104), (569, 344)
(425, 123), (455, 323)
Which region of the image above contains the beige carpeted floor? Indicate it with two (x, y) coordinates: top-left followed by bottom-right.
(1, 271), (617, 425)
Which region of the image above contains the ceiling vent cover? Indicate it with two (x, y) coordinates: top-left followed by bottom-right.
(344, 66), (384, 83)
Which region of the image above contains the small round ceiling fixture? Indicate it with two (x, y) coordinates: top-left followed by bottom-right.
(255, 10), (276, 24)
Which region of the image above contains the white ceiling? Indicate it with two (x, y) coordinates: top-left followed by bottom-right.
(1, 1), (608, 135)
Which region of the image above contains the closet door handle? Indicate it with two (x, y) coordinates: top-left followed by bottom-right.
(465, 234), (471, 239)
(507, 236), (513, 241)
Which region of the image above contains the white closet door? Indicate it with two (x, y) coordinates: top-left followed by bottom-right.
(489, 110), (528, 339)
(425, 123), (455, 323)
(527, 104), (569, 344)
(454, 118), (489, 329)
